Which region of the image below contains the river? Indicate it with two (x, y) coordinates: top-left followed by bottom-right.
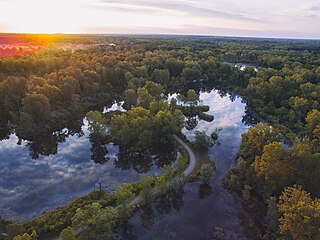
(0, 102), (166, 221)
(0, 88), (258, 239)
(122, 89), (256, 240)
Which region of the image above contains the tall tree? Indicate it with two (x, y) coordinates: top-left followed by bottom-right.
(278, 185), (320, 240)
(72, 203), (118, 240)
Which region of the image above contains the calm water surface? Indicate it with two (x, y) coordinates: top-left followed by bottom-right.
(1, 89), (256, 239)
(0, 102), (163, 220)
(126, 89), (253, 240)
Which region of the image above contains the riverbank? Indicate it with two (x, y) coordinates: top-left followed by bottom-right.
(11, 93), (117, 139)
(0, 134), (206, 240)
(125, 89), (253, 240)
(128, 134), (200, 208)
(1, 89), (254, 240)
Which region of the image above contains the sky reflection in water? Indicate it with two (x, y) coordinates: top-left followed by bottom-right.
(0, 103), (160, 220)
(0, 89), (250, 237)
(127, 89), (251, 240)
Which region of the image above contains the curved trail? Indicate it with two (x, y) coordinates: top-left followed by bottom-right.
(129, 134), (197, 207)
(55, 135), (197, 239)
(174, 135), (197, 177)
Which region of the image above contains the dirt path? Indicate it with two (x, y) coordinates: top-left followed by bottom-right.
(129, 135), (197, 207)
(55, 135), (198, 239)
(173, 135), (197, 177)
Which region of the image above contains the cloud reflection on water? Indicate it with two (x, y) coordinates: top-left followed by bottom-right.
(0, 119), (148, 220)
(180, 90), (248, 141)
(0, 89), (248, 221)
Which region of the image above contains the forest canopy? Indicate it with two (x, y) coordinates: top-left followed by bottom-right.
(0, 35), (319, 240)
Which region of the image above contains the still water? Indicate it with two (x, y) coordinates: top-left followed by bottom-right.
(1, 88), (256, 239)
(0, 102), (163, 221)
(125, 89), (254, 240)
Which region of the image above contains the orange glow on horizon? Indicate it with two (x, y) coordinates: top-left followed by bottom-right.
(0, 34), (55, 57)
(0, 0), (319, 39)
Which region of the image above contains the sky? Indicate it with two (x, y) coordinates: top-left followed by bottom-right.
(0, 0), (319, 39)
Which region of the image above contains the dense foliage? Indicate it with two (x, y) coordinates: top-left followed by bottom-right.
(1, 35), (319, 239)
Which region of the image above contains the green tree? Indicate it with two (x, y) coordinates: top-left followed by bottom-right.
(163, 164), (175, 181)
(194, 131), (214, 150)
(165, 59), (184, 77)
(170, 175), (185, 191)
(110, 103), (183, 151)
(177, 89), (199, 106)
(252, 142), (291, 197)
(128, 77), (146, 90)
(12, 230), (37, 240)
(143, 81), (164, 99)
(278, 185), (320, 240)
(151, 69), (170, 85)
(211, 128), (222, 141)
(114, 183), (135, 207)
(72, 203), (118, 240)
(306, 110), (320, 140)
(60, 227), (77, 240)
(199, 163), (215, 184)
(86, 111), (107, 137)
(265, 197), (281, 239)
(186, 89), (199, 106)
(124, 89), (137, 109)
(0, 76), (27, 114)
(238, 124), (280, 164)
(21, 93), (51, 124)
(6, 223), (26, 239)
(175, 155), (188, 174)
(139, 176), (154, 203)
(242, 185), (252, 201)
(110, 106), (153, 151)
(153, 109), (184, 144)
(137, 87), (153, 109)
(213, 227), (225, 240)
(182, 62), (202, 82)
(155, 175), (169, 194)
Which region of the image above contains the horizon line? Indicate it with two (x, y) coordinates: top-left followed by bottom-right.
(0, 32), (320, 41)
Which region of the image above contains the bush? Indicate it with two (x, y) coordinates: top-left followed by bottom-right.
(197, 105), (210, 112)
(25, 191), (114, 236)
(194, 131), (214, 150)
(199, 163), (215, 183)
(6, 223), (26, 239)
(60, 227), (76, 240)
(213, 227), (225, 240)
(211, 128), (222, 141)
(198, 112), (214, 122)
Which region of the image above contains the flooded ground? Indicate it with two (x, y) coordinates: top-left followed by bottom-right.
(0, 102), (164, 220)
(1, 88), (259, 239)
(126, 89), (253, 240)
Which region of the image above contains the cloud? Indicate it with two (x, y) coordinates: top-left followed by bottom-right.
(85, 3), (161, 14)
(0, 1), (319, 44)
(85, 23), (320, 39)
(84, 25), (179, 34)
(178, 24), (320, 39)
(277, 2), (320, 18)
(181, 89), (249, 142)
(0, 124), (140, 219)
(309, 6), (320, 11)
(99, 0), (268, 23)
